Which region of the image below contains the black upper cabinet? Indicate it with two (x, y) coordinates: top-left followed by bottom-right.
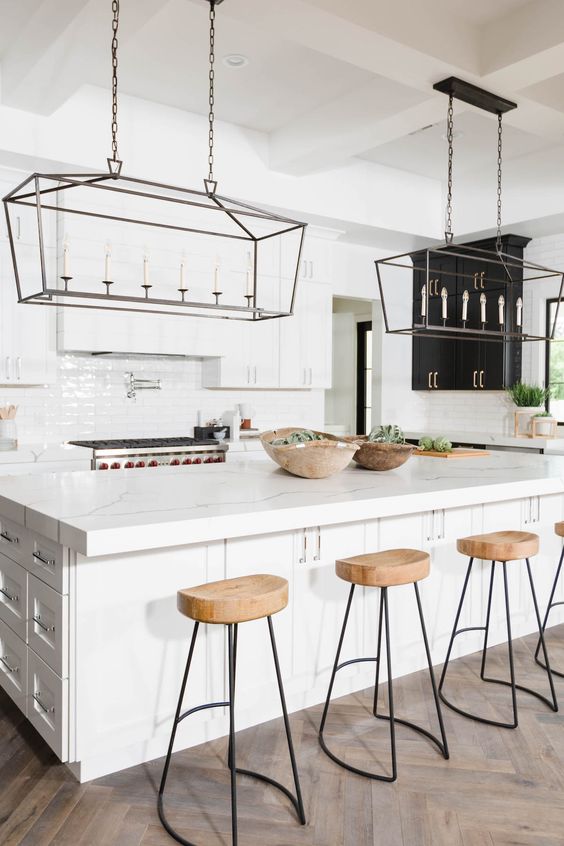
(411, 234), (530, 391)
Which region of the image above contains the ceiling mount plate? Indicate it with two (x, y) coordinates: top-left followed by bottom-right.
(433, 76), (517, 115)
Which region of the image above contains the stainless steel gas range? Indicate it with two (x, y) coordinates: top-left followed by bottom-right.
(69, 437), (228, 471)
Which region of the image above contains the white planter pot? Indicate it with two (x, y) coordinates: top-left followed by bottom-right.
(513, 406), (543, 436)
(532, 417), (555, 437)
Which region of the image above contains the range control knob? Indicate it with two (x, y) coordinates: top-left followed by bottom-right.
(204, 456), (214, 464)
(136, 461), (146, 468)
(214, 456), (223, 463)
(182, 458), (192, 465)
(99, 463), (109, 470)
(148, 460), (159, 467)
(124, 461), (135, 469)
(110, 462), (121, 470)
(193, 458), (202, 464)
(170, 459), (180, 466)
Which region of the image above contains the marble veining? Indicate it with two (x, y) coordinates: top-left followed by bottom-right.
(0, 452), (563, 557)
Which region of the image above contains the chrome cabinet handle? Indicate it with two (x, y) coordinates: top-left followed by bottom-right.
(309, 367), (313, 385)
(0, 655), (19, 673)
(428, 371), (432, 389)
(309, 261), (314, 279)
(16, 357), (21, 381)
(33, 551), (56, 568)
(33, 614), (55, 633)
(433, 371), (438, 388)
(16, 216), (21, 240)
(0, 585), (18, 602)
(0, 530), (19, 544)
(479, 370), (484, 388)
(473, 370), (478, 388)
(313, 527), (321, 561)
(254, 365), (257, 384)
(303, 368), (307, 386)
(299, 530), (307, 564)
(5, 356), (11, 381)
(33, 693), (54, 714)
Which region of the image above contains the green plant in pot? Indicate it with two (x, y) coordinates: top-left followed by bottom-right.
(532, 410), (556, 437)
(506, 382), (551, 436)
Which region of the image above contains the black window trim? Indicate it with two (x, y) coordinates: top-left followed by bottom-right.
(546, 298), (564, 423)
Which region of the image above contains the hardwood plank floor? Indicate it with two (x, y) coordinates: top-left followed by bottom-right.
(2, 626), (564, 845)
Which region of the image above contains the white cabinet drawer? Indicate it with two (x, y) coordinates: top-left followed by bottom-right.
(28, 574), (68, 678)
(27, 533), (67, 594)
(0, 617), (27, 712)
(0, 552), (27, 641)
(27, 649), (68, 762)
(0, 515), (29, 566)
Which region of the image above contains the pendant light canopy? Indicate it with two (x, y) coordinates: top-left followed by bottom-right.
(375, 77), (564, 343)
(2, 0), (306, 321)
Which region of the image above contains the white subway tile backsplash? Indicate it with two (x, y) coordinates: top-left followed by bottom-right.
(1, 353), (323, 442)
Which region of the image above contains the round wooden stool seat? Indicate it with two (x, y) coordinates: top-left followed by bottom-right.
(555, 521), (564, 538)
(336, 548), (430, 588)
(177, 574), (288, 624)
(457, 530), (539, 562)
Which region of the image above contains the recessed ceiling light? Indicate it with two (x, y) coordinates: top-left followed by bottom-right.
(222, 53), (249, 69)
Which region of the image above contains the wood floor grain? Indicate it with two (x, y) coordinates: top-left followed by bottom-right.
(2, 626), (564, 845)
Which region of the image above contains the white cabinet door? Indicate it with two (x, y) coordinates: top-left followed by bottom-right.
(292, 523), (365, 694)
(279, 280), (332, 388)
(225, 532), (294, 714)
(249, 319), (279, 387)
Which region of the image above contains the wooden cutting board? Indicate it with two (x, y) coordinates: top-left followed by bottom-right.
(414, 448), (490, 459)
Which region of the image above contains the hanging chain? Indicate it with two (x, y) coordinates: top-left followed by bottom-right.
(496, 112), (503, 251)
(445, 95), (454, 243)
(110, 0), (120, 165)
(207, 0), (216, 184)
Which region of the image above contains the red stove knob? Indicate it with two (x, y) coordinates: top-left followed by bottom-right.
(99, 462), (109, 470)
(182, 458), (192, 465)
(170, 459), (180, 466)
(110, 462), (121, 470)
(136, 461), (145, 468)
(124, 461), (135, 469)
(148, 460), (159, 467)
(204, 456), (214, 463)
(193, 458), (202, 464)
(214, 456), (223, 463)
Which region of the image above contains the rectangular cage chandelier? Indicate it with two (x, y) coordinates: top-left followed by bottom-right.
(2, 0), (308, 322)
(376, 77), (564, 344)
(3, 171), (306, 321)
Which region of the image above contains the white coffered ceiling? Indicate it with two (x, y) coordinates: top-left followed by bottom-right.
(1, 0), (564, 189)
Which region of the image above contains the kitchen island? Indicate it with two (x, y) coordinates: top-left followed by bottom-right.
(1, 452), (564, 782)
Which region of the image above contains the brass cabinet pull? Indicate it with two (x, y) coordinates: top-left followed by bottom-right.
(428, 371), (432, 389)
(473, 273), (478, 290)
(479, 370), (484, 388)
(473, 370), (478, 388)
(433, 371), (438, 388)
(480, 271), (485, 289)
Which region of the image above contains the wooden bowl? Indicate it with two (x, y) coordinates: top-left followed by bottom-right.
(260, 428), (359, 479)
(344, 436), (414, 471)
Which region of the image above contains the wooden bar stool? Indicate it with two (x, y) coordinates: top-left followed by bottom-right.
(319, 549), (449, 782)
(535, 521), (564, 677)
(158, 574), (306, 846)
(439, 531), (558, 729)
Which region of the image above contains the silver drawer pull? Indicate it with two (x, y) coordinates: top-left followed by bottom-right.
(33, 692), (55, 714)
(33, 614), (55, 633)
(0, 586), (18, 602)
(0, 655), (19, 673)
(0, 530), (19, 544)
(33, 551), (55, 568)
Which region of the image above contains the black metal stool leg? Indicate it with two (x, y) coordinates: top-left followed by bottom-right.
(414, 582), (449, 760)
(438, 557), (475, 696)
(479, 562), (496, 682)
(526, 559), (558, 712)
(227, 624), (238, 846)
(372, 588), (385, 718)
(227, 624), (238, 771)
(535, 546), (564, 678)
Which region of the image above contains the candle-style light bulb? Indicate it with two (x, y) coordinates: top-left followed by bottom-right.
(462, 290), (469, 322)
(246, 252), (253, 297)
(180, 261), (185, 289)
(105, 246), (112, 282)
(143, 255), (150, 286)
(516, 296), (523, 328)
(498, 294), (505, 326)
(213, 257), (221, 294)
(63, 239), (70, 277)
(441, 286), (448, 320)
(421, 284), (426, 317)
(480, 292), (487, 324)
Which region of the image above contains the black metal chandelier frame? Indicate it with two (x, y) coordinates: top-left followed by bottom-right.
(376, 76), (564, 344)
(2, 0), (307, 322)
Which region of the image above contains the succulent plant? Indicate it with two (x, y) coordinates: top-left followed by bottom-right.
(433, 436), (452, 453)
(271, 429), (324, 446)
(418, 436), (434, 451)
(367, 425), (406, 444)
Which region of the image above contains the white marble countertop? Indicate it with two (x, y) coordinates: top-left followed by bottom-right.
(404, 429), (564, 450)
(0, 451), (563, 558)
(0, 442), (89, 465)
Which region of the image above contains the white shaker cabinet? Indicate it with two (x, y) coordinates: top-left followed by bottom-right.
(202, 317), (280, 388)
(279, 279), (332, 388)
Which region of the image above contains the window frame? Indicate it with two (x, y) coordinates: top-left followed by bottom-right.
(545, 298), (564, 423)
(356, 320), (372, 435)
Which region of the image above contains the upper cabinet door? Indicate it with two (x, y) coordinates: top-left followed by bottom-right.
(279, 279), (332, 388)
